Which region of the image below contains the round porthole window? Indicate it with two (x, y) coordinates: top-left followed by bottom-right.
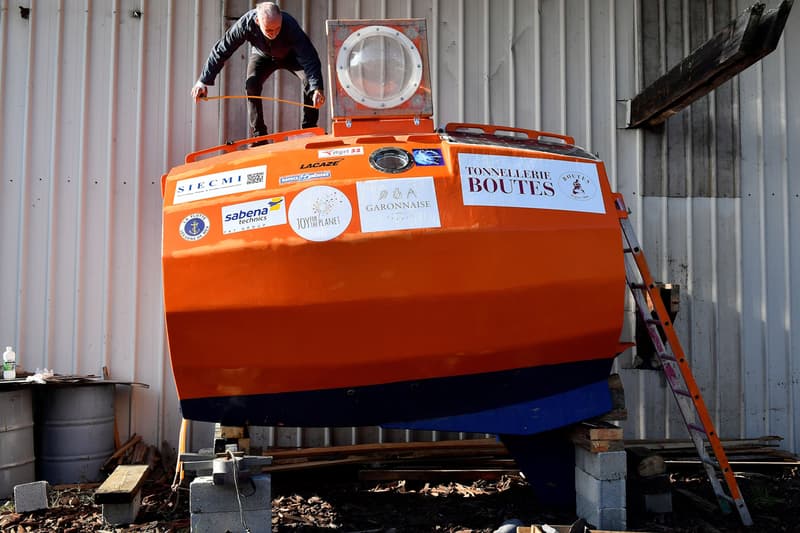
(369, 147), (415, 174)
(336, 26), (423, 109)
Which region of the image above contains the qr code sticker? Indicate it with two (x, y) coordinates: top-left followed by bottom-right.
(247, 172), (264, 185)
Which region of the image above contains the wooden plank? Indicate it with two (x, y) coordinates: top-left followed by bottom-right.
(262, 456), (376, 473)
(261, 438), (515, 473)
(598, 408), (628, 422)
(94, 465), (149, 504)
(623, 436), (783, 451)
(674, 446), (791, 456)
(667, 459), (800, 467)
(101, 434), (142, 471)
(358, 468), (519, 482)
(572, 421), (623, 441)
(628, 1), (794, 128)
(268, 449), (512, 468)
(572, 437), (625, 453)
(571, 421), (624, 453)
(263, 438), (507, 460)
(131, 441), (148, 463)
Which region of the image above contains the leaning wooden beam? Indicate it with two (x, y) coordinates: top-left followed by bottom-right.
(101, 434), (143, 472)
(627, 0), (793, 128)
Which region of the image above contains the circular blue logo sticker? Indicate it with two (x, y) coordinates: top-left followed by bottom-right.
(412, 148), (444, 166)
(179, 213), (210, 241)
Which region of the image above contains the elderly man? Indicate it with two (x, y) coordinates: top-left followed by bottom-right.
(191, 2), (325, 139)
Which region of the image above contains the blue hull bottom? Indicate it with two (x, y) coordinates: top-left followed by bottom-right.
(180, 357), (615, 434)
(382, 379), (612, 435)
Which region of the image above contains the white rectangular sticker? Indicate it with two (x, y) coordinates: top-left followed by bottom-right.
(279, 170), (331, 185)
(318, 146), (364, 158)
(458, 154), (605, 214)
(222, 197), (286, 234)
(173, 165), (267, 205)
(357, 177), (441, 233)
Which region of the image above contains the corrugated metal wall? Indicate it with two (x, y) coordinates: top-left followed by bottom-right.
(738, 0), (799, 456)
(620, 0), (800, 457)
(1, 0), (798, 454)
(0, 0), (180, 451)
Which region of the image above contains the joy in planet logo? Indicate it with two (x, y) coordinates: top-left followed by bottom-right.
(288, 185), (352, 242)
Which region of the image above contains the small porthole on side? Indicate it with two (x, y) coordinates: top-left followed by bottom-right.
(369, 147), (415, 174)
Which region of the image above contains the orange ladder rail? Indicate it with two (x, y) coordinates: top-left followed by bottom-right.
(614, 193), (753, 527)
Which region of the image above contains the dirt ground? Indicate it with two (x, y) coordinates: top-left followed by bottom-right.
(268, 465), (800, 533)
(2, 463), (799, 532)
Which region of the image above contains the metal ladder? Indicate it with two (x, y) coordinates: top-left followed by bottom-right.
(614, 194), (753, 527)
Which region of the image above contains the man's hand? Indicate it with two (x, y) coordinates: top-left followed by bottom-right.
(191, 81), (208, 101)
(312, 89), (325, 109)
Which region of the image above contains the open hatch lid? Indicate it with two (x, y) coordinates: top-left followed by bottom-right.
(326, 19), (433, 135)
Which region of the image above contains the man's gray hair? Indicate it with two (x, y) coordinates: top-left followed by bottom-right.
(256, 2), (281, 21)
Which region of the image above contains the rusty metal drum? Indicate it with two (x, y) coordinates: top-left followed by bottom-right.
(0, 388), (36, 499)
(36, 383), (115, 484)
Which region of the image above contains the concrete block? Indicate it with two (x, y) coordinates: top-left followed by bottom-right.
(191, 508), (271, 533)
(575, 500), (627, 532)
(102, 491), (142, 525)
(190, 474), (271, 533)
(574, 467), (626, 509)
(13, 481), (48, 512)
(190, 474), (271, 513)
(574, 447), (626, 481)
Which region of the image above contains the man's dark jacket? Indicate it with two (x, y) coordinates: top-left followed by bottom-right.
(199, 9), (323, 91)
